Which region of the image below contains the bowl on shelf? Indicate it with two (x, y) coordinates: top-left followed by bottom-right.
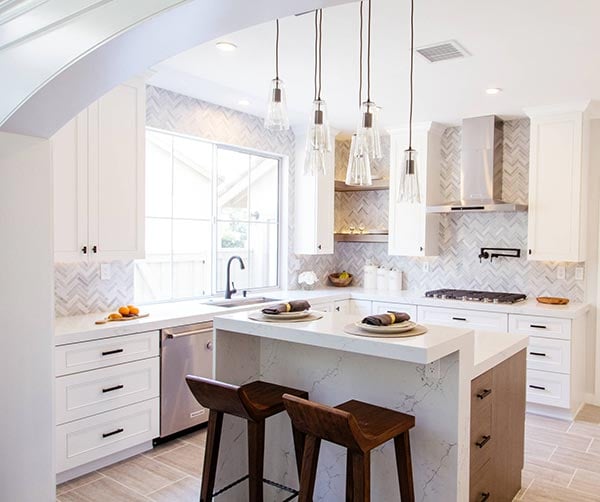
(328, 272), (353, 287)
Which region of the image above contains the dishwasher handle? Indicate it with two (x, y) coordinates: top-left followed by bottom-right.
(165, 327), (213, 339)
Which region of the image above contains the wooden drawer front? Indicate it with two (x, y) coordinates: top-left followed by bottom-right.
(526, 369), (570, 408)
(509, 315), (571, 340)
(371, 302), (418, 321)
(418, 306), (508, 332)
(56, 331), (159, 376)
(470, 460), (494, 502)
(470, 400), (494, 473)
(527, 337), (571, 374)
(56, 398), (159, 473)
(471, 369), (494, 416)
(56, 358), (159, 424)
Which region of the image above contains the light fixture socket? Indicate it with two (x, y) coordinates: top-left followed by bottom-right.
(405, 148), (416, 174)
(272, 87), (282, 103)
(362, 111), (373, 128)
(314, 109), (324, 125)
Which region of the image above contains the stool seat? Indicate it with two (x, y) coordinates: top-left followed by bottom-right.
(283, 394), (415, 502)
(335, 400), (415, 449)
(186, 376), (308, 502)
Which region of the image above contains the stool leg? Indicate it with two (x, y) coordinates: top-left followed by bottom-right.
(345, 450), (354, 502)
(350, 451), (370, 502)
(299, 435), (321, 502)
(247, 420), (265, 502)
(292, 425), (306, 480)
(200, 410), (223, 502)
(394, 432), (415, 502)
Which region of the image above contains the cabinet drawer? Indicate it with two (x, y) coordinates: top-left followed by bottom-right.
(311, 302), (333, 313)
(471, 369), (494, 416)
(470, 400), (494, 473)
(371, 302), (418, 321)
(509, 315), (571, 340)
(56, 331), (159, 376)
(56, 358), (159, 424)
(470, 460), (494, 502)
(56, 398), (159, 473)
(418, 306), (508, 332)
(527, 337), (570, 374)
(526, 369), (570, 408)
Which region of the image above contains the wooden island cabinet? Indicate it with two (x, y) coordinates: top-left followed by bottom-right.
(470, 350), (526, 501)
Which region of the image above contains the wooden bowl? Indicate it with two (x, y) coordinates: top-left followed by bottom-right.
(537, 296), (569, 305)
(328, 273), (353, 287)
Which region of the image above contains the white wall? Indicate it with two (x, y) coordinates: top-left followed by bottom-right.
(0, 133), (55, 501)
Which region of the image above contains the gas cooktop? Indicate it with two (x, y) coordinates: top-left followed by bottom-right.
(425, 289), (527, 304)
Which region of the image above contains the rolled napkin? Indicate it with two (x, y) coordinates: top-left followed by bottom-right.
(362, 311), (411, 326)
(262, 300), (311, 315)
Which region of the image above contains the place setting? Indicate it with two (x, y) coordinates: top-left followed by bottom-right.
(248, 300), (324, 323)
(344, 311), (428, 338)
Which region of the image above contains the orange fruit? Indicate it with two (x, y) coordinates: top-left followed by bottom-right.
(128, 306), (140, 315)
(118, 306), (130, 316)
(108, 312), (123, 320)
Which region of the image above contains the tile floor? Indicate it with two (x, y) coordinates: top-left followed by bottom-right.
(57, 405), (600, 501)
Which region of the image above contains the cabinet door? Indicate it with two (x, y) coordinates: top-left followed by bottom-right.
(88, 80), (145, 261)
(527, 113), (585, 261)
(52, 111), (88, 262)
(294, 132), (334, 255)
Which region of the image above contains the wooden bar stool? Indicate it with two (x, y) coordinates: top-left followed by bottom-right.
(186, 376), (308, 502)
(283, 394), (415, 502)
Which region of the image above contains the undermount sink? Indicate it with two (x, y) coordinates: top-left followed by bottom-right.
(201, 297), (279, 308)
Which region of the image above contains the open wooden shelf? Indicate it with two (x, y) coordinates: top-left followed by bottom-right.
(334, 179), (389, 192)
(334, 233), (389, 243)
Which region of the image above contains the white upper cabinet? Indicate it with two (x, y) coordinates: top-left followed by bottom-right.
(52, 79), (145, 262)
(294, 131), (334, 255)
(526, 103), (593, 262)
(388, 122), (443, 257)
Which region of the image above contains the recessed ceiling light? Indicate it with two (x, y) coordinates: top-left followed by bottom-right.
(215, 41), (237, 52)
(486, 87), (502, 95)
(238, 99), (250, 106)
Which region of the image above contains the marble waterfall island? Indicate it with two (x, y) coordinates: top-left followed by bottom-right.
(211, 310), (527, 501)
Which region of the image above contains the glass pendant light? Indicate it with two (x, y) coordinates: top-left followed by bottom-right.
(265, 19), (290, 131)
(345, 1), (373, 186)
(397, 0), (421, 203)
(359, 0), (383, 160)
(304, 9), (331, 176)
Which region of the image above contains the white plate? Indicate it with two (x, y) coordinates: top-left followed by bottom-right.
(261, 310), (311, 320)
(355, 320), (417, 334)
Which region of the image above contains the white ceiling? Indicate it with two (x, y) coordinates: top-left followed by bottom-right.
(149, 0), (600, 131)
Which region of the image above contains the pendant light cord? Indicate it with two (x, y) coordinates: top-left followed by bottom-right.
(318, 9), (323, 100)
(275, 19), (279, 80)
(313, 10), (323, 101)
(358, 1), (363, 108)
(408, 0), (414, 149)
(367, 0), (372, 103)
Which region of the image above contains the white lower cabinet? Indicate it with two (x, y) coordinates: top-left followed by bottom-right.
(333, 299), (372, 316)
(55, 330), (160, 477)
(417, 305), (508, 332)
(56, 398), (159, 473)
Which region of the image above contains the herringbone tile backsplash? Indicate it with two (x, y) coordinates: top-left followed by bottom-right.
(54, 89), (585, 316)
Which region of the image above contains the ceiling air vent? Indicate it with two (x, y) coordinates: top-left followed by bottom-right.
(416, 40), (470, 63)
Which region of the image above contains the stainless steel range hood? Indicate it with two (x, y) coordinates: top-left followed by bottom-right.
(427, 115), (527, 213)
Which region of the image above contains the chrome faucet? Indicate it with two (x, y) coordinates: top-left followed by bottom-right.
(225, 256), (245, 299)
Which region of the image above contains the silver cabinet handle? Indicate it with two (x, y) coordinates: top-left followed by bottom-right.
(166, 327), (213, 339)
(206, 341), (213, 350)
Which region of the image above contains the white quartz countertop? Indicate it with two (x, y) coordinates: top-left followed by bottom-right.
(214, 310), (475, 364)
(54, 286), (580, 345)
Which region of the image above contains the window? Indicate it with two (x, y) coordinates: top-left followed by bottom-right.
(135, 129), (281, 303)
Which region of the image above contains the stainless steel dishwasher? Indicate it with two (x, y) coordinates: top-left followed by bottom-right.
(160, 321), (213, 438)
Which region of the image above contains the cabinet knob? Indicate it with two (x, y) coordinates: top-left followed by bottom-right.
(81, 246), (87, 254)
(419, 246), (423, 252)
(528, 249), (532, 255)
(92, 245), (98, 254)
(317, 244), (322, 250)
(335, 306), (340, 312)
(206, 341), (213, 351)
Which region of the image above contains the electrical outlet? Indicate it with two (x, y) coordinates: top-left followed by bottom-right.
(575, 267), (585, 281)
(556, 265), (566, 280)
(425, 360), (440, 380)
(100, 263), (112, 281)
(422, 262), (430, 273)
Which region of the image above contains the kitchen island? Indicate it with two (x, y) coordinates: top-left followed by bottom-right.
(212, 310), (528, 501)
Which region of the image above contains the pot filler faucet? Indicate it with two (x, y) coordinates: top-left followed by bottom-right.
(225, 255), (245, 299)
